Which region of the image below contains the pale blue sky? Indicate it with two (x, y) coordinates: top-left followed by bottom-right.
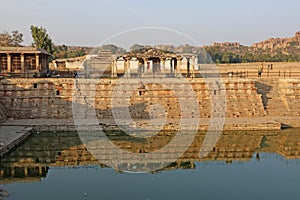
(1, 0), (299, 48)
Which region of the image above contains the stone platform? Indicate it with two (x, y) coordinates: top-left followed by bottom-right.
(1, 117), (281, 133)
(0, 125), (34, 157)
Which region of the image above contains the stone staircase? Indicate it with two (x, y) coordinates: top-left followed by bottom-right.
(73, 79), (96, 119)
(255, 79), (289, 116)
(85, 49), (113, 77)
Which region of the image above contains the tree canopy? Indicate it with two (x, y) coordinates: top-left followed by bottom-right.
(0, 30), (23, 47)
(30, 25), (54, 55)
(130, 44), (145, 52)
(53, 45), (86, 59)
(205, 46), (300, 63)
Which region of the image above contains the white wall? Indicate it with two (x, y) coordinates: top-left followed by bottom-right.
(129, 58), (139, 73)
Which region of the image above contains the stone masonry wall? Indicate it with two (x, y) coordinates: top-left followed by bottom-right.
(0, 78), (265, 120)
(278, 79), (300, 116)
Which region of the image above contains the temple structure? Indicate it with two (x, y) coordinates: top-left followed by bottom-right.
(0, 47), (50, 77)
(80, 48), (199, 78)
(50, 56), (86, 70)
(112, 48), (199, 77)
(49, 48), (199, 78)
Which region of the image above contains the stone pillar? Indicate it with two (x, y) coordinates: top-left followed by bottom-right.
(123, 58), (127, 74)
(21, 53), (25, 72)
(111, 58), (117, 78)
(170, 58), (173, 74)
(39, 166), (43, 175)
(195, 57), (199, 70)
(35, 54), (40, 71)
(187, 57), (190, 77)
(125, 58), (130, 77)
(65, 60), (68, 69)
(191, 56), (195, 78)
(177, 58), (181, 73)
(53, 61), (57, 68)
(172, 59), (175, 72)
(7, 53), (11, 73)
(143, 58), (147, 74)
(161, 58), (166, 73)
(111, 59), (114, 78)
(24, 167), (28, 176)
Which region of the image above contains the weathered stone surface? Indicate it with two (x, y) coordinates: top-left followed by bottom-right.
(0, 126), (34, 157)
(1, 77), (300, 129)
(0, 78), (266, 120)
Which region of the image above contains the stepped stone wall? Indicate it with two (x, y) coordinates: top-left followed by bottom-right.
(0, 78), (265, 120)
(278, 79), (300, 116)
(255, 78), (300, 117)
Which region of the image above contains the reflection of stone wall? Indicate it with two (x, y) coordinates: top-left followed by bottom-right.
(0, 103), (6, 122)
(0, 131), (265, 178)
(3, 129), (300, 180)
(0, 78), (265, 120)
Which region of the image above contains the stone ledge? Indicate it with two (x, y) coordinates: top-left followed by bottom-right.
(2, 117), (282, 132)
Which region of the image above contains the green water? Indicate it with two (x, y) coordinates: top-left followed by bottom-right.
(1, 129), (300, 200)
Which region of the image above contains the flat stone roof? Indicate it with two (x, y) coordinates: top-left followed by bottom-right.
(0, 46), (50, 55)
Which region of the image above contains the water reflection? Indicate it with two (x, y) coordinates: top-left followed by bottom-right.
(1, 128), (300, 183)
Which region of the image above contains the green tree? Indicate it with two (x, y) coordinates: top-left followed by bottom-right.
(30, 25), (54, 55)
(53, 45), (87, 59)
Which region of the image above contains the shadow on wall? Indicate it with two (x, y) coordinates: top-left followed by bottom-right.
(255, 81), (272, 110)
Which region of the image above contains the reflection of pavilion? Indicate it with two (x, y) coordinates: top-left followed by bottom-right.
(112, 49), (198, 77)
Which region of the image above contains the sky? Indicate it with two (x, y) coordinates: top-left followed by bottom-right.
(1, 0), (300, 49)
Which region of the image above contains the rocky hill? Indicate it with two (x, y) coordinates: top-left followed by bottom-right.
(60, 31), (300, 63)
(201, 31), (300, 63)
(252, 31), (300, 51)
(155, 31), (300, 63)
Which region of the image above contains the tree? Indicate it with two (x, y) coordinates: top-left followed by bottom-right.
(102, 44), (119, 54)
(53, 45), (87, 59)
(30, 25), (54, 55)
(130, 44), (144, 52)
(11, 30), (23, 46)
(0, 31), (11, 46)
(0, 30), (23, 46)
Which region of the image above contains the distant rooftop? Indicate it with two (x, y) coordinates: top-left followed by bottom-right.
(123, 48), (180, 58)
